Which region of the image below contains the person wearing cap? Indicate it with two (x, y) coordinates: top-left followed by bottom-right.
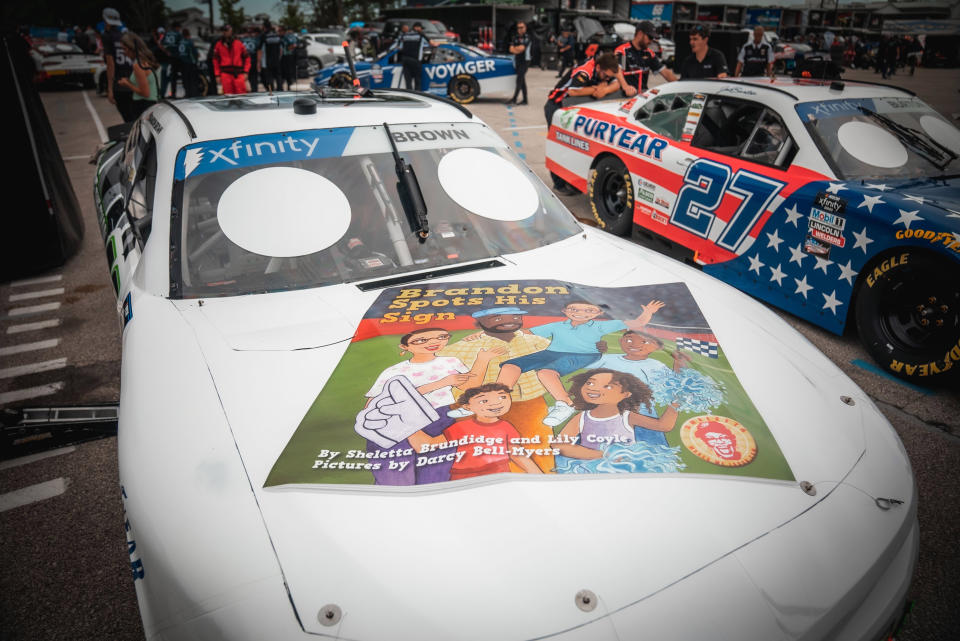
(395, 22), (431, 90)
(507, 21), (531, 105)
(735, 26), (774, 78)
(102, 7), (136, 121)
(212, 24), (250, 95)
(438, 308), (556, 473)
(615, 21), (676, 96)
(556, 25), (576, 78)
(679, 25), (729, 79)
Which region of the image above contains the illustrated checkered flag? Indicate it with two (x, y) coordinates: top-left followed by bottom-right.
(675, 337), (719, 359)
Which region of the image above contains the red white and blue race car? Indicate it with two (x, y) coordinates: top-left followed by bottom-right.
(546, 78), (960, 384)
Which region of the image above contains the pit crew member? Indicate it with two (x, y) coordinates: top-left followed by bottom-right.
(396, 22), (431, 91)
(735, 26), (774, 78)
(212, 24), (250, 95)
(508, 21), (532, 105)
(614, 20), (676, 94)
(545, 52), (627, 193)
(679, 24), (729, 79)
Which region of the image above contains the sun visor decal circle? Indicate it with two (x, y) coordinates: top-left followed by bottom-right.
(836, 121), (908, 169)
(919, 114), (960, 155)
(437, 148), (538, 221)
(216, 167), (351, 257)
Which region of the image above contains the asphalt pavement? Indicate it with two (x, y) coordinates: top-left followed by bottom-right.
(1, 66), (958, 640)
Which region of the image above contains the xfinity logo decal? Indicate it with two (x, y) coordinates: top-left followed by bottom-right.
(572, 115), (667, 160)
(177, 128), (354, 180)
(424, 59), (496, 80)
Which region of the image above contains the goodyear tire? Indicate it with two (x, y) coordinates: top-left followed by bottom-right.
(855, 249), (960, 383)
(588, 156), (634, 236)
(448, 73), (479, 104)
(330, 72), (352, 89)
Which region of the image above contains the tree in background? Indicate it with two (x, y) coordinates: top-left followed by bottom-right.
(279, 1), (306, 32)
(217, 0), (245, 31)
(0, 0), (166, 34)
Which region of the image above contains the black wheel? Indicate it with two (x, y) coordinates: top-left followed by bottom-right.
(588, 156), (634, 236)
(329, 72), (352, 89)
(855, 250), (960, 383)
(448, 73), (479, 104)
(306, 56), (322, 76)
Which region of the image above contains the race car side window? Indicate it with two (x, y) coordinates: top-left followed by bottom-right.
(633, 93), (692, 141)
(127, 139), (157, 246)
(432, 47), (463, 63)
(740, 109), (797, 168)
(692, 95), (765, 159)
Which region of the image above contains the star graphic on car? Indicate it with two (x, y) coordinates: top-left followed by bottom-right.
(788, 243), (806, 267)
(837, 260), (858, 286)
(769, 263), (787, 286)
(783, 203), (803, 227)
(853, 227), (874, 253)
(825, 182), (846, 195)
(864, 183), (891, 192)
(766, 229), (784, 252)
(813, 255), (833, 274)
(857, 194), (885, 213)
(893, 209), (924, 229)
(794, 275), (813, 299)
(748, 254), (765, 275)
(822, 290), (843, 314)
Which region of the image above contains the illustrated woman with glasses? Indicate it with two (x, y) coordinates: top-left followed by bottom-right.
(361, 327), (505, 485)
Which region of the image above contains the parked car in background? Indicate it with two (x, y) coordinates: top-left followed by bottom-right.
(301, 33), (345, 75)
(546, 77), (960, 384)
(431, 20), (459, 42)
(29, 40), (105, 90)
(315, 42), (515, 104)
(378, 18), (449, 52)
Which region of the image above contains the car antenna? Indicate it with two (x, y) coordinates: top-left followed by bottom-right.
(342, 40), (372, 98)
(382, 122), (429, 241)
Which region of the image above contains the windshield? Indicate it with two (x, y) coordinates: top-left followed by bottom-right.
(171, 122), (581, 298)
(459, 44), (491, 58)
(797, 96), (960, 180)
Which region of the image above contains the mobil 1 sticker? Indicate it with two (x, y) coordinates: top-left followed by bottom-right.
(814, 191), (846, 213)
(809, 208), (846, 230)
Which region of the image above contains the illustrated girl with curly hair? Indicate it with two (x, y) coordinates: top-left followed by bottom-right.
(554, 368), (680, 460)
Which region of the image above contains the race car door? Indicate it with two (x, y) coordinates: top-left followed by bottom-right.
(632, 92), (801, 266)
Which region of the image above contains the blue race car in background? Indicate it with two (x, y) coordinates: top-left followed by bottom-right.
(314, 42), (516, 104)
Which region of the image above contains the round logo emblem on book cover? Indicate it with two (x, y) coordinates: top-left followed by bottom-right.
(680, 415), (757, 467)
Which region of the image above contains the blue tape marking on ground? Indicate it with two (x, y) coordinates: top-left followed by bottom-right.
(515, 141), (522, 148)
(512, 131), (519, 137)
(518, 153), (526, 160)
(850, 359), (934, 395)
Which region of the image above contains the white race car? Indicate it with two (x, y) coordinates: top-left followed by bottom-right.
(30, 40), (105, 90)
(94, 88), (916, 640)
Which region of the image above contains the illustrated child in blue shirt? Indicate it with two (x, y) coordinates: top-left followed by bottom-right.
(497, 299), (664, 426)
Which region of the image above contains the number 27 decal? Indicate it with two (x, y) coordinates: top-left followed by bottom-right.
(670, 159), (785, 253)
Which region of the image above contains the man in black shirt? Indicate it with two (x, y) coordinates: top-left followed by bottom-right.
(259, 21), (283, 91)
(735, 26), (774, 77)
(508, 21), (531, 105)
(397, 23), (431, 90)
(615, 20), (677, 95)
(679, 25), (729, 79)
(101, 7), (134, 122)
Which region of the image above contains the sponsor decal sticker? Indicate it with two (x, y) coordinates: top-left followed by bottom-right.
(681, 416), (757, 467)
(654, 197), (671, 209)
(572, 115), (668, 160)
(814, 191), (846, 213)
(555, 130), (590, 152)
(638, 188), (654, 202)
(424, 59), (496, 80)
(652, 211), (669, 224)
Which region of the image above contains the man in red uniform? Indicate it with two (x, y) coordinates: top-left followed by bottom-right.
(212, 24), (250, 95)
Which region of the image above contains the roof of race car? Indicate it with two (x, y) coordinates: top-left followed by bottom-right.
(152, 90), (474, 146)
(659, 77), (914, 103)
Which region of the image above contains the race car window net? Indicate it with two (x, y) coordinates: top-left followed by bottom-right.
(797, 96), (960, 180)
(690, 96), (797, 169)
(168, 123), (581, 299)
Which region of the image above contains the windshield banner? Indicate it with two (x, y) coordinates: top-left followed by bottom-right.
(264, 280), (794, 490)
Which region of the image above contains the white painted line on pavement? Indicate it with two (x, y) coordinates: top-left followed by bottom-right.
(0, 382), (64, 405)
(7, 302), (61, 317)
(501, 124), (547, 131)
(82, 90), (108, 144)
(7, 319), (61, 334)
(10, 274), (62, 287)
(0, 446), (76, 471)
(0, 339), (59, 357)
(9, 287), (64, 302)
(62, 155), (90, 161)
(0, 478), (69, 513)
(0, 357), (68, 380)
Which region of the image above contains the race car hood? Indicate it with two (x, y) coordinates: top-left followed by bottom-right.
(866, 176), (960, 225)
(173, 230), (879, 639)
